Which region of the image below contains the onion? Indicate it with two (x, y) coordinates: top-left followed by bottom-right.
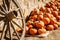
(29, 28), (37, 35)
(29, 15), (37, 20)
(53, 24), (58, 29)
(43, 17), (50, 24)
(30, 8), (39, 15)
(46, 8), (51, 13)
(38, 28), (46, 34)
(39, 6), (45, 12)
(52, 11), (58, 17)
(46, 25), (54, 30)
(37, 15), (43, 20)
(34, 21), (44, 28)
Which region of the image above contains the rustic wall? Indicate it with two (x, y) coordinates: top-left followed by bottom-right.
(17, 0), (55, 18)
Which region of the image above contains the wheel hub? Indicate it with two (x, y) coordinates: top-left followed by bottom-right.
(6, 11), (17, 21)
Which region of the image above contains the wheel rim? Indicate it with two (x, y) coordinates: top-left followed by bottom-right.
(0, 0), (25, 40)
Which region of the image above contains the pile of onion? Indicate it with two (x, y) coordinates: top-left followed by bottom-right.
(16, 0), (60, 35)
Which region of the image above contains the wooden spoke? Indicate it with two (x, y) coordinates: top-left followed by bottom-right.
(0, 17), (4, 21)
(9, 0), (23, 18)
(16, 17), (23, 20)
(8, 8), (19, 13)
(3, 0), (11, 11)
(7, 0), (12, 11)
(10, 22), (20, 40)
(14, 8), (20, 11)
(13, 0), (24, 17)
(4, 23), (9, 39)
(0, 10), (5, 15)
(12, 0), (19, 8)
(8, 22), (12, 40)
(9, 0), (12, 10)
(12, 20), (23, 30)
(0, 5), (6, 13)
(0, 22), (6, 40)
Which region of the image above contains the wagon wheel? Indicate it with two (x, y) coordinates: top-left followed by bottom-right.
(0, 0), (25, 40)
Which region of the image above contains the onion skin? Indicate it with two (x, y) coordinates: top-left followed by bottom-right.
(26, 20), (33, 26)
(38, 28), (46, 34)
(52, 11), (58, 17)
(27, 25), (33, 28)
(45, 3), (51, 7)
(37, 15), (43, 20)
(29, 28), (37, 35)
(30, 8), (39, 16)
(43, 17), (50, 25)
(46, 25), (54, 30)
(56, 22), (60, 26)
(16, 28), (22, 33)
(46, 13), (54, 18)
(51, 5), (58, 11)
(43, 26), (46, 29)
(53, 24), (58, 29)
(56, 16), (60, 20)
(29, 15), (37, 20)
(50, 8), (53, 12)
(46, 8), (51, 13)
(39, 7), (45, 12)
(26, 26), (29, 34)
(35, 21), (44, 28)
(39, 11), (43, 15)
(50, 18), (57, 24)
(50, 2), (55, 5)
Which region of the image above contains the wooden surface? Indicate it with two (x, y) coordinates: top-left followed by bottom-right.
(25, 29), (60, 40)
